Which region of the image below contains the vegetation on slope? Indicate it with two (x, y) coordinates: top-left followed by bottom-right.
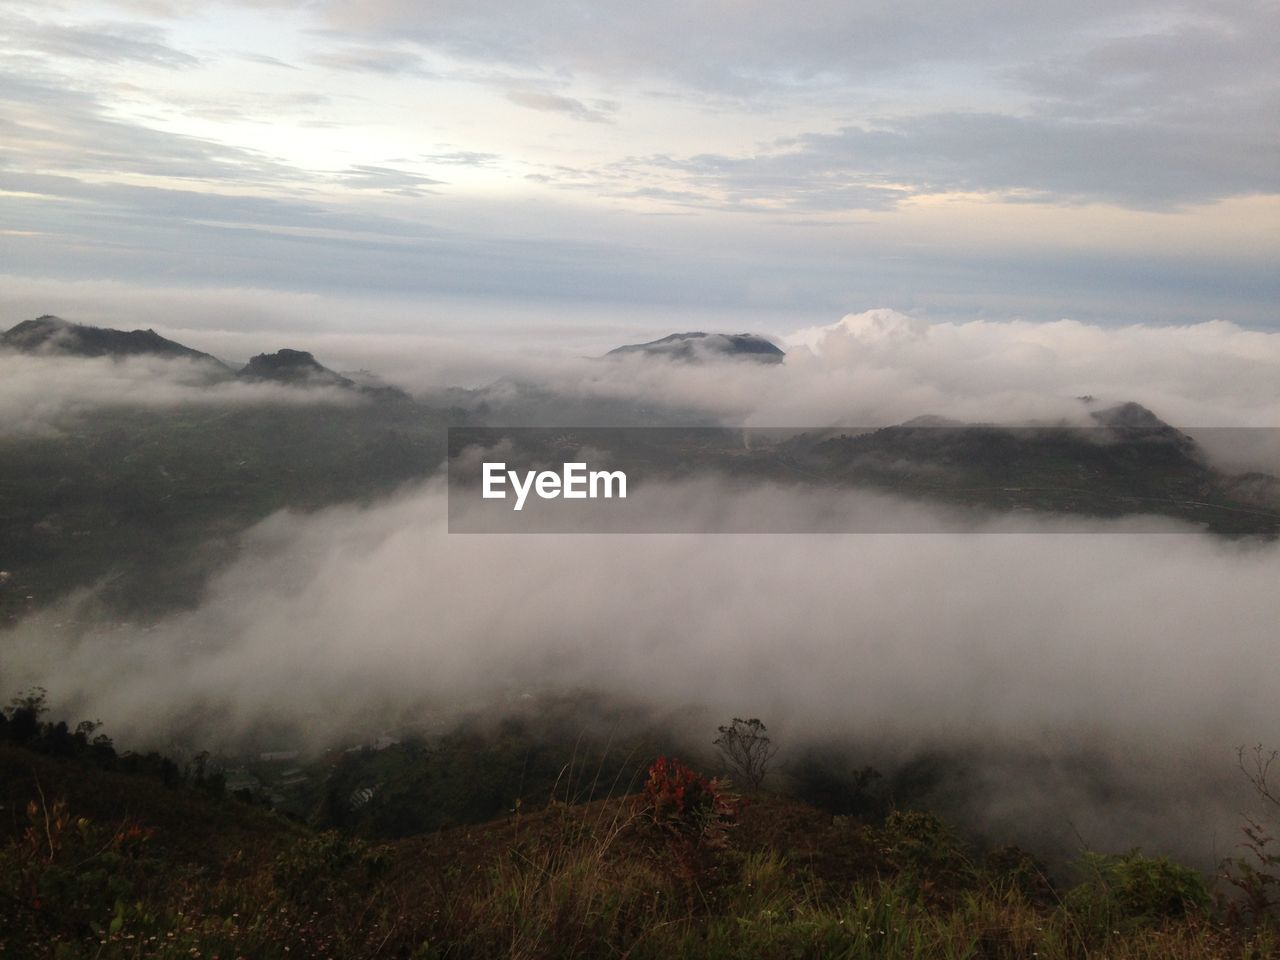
(3, 697), (1280, 959)
(0, 400), (445, 621)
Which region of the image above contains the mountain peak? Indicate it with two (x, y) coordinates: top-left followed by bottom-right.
(2, 315), (228, 368)
(239, 349), (409, 399)
(606, 332), (784, 363)
(1090, 401), (1170, 430)
(1089, 401), (1198, 450)
(239, 349), (354, 388)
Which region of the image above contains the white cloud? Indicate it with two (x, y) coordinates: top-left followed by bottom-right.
(0, 352), (361, 435)
(0, 297), (1277, 857)
(5, 478), (1277, 857)
(504, 90), (614, 123)
(434, 309), (1280, 439)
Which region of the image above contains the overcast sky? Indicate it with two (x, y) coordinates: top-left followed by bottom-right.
(1, 0), (1277, 333)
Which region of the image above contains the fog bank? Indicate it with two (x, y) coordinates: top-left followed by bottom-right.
(4, 478), (1276, 859)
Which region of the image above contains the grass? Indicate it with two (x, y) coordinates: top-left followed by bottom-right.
(3, 743), (1279, 959)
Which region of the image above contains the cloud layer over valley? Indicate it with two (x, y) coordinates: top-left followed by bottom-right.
(1, 304), (1278, 860)
(5, 476), (1277, 860)
(0, 352), (363, 436)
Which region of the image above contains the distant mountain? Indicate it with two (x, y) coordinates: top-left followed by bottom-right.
(2, 316), (411, 400)
(789, 402), (1207, 483)
(607, 332), (785, 363)
(239, 348), (356, 388)
(1, 393), (439, 622)
(1088, 400), (1198, 450)
(239, 349), (409, 400)
(456, 401), (1278, 535)
(765, 401), (1279, 534)
(2, 315), (229, 369)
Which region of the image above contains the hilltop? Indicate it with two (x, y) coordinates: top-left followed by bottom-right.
(0, 718), (1266, 959)
(2, 316), (408, 399)
(606, 331), (786, 363)
(240, 348), (409, 400)
(1, 315), (229, 369)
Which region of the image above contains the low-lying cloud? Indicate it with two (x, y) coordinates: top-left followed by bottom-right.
(0, 352), (361, 435)
(418, 310), (1280, 468)
(5, 302), (1279, 460)
(4, 478), (1277, 860)
(2, 302), (1278, 860)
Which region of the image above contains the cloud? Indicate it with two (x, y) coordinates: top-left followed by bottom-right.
(237, 51), (297, 69)
(776, 310), (1280, 431)
(0, 302), (1277, 857)
(0, 351), (362, 435)
(308, 0), (1176, 93)
(420, 309), (1280, 440)
(0, 71), (297, 185)
(605, 105), (1279, 212)
(0, 275), (816, 380)
(3, 292), (1279, 441)
(505, 90), (615, 123)
(2, 16), (199, 68)
(1019, 20), (1279, 121)
(335, 164), (443, 196)
(1, 8), (1276, 323)
(4, 477), (1277, 859)
(0, 166), (740, 309)
(297, 1), (1277, 211)
(419, 150), (501, 167)
(308, 45), (432, 76)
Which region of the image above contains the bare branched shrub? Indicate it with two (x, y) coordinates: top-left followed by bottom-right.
(1223, 744), (1280, 921)
(713, 717), (777, 793)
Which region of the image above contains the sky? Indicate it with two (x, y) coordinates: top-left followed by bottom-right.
(0, 1), (1276, 336)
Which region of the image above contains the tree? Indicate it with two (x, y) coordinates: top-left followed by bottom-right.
(1223, 744), (1280, 919)
(6, 686), (48, 718)
(713, 717), (777, 793)
(5, 686), (48, 744)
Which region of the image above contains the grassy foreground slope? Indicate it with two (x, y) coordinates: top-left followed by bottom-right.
(2, 741), (1277, 960)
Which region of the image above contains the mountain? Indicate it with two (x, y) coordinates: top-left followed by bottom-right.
(2, 317), (408, 399)
(1088, 400), (1198, 451)
(455, 402), (1278, 535)
(606, 331), (785, 363)
(239, 348), (357, 388)
(1, 314), (229, 369)
(771, 402), (1277, 533)
(239, 349), (409, 400)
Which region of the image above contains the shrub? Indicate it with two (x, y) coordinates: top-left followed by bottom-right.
(1065, 850), (1211, 933)
(983, 845), (1054, 903)
(640, 756), (739, 896)
(875, 809), (975, 896)
(272, 831), (387, 910)
(0, 792), (168, 951)
(1224, 744), (1280, 922)
(643, 757), (738, 839)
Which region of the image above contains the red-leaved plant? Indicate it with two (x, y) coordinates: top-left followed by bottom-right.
(640, 756), (739, 898)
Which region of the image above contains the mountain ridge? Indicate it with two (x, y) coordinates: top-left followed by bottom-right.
(1, 314), (230, 369)
(2, 316), (407, 399)
(606, 331), (785, 363)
